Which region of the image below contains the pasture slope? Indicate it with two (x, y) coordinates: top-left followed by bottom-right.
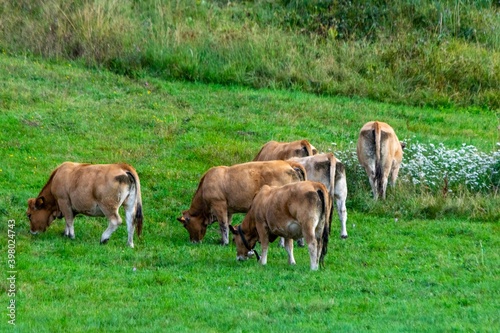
(0, 54), (499, 332)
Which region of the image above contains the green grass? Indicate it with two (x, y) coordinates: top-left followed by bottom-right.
(0, 54), (499, 332)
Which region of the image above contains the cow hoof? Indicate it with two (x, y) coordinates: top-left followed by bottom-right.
(341, 235), (348, 239)
(100, 238), (109, 245)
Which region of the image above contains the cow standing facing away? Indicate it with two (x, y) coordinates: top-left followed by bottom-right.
(289, 153), (348, 239)
(229, 181), (331, 271)
(357, 121), (405, 200)
(253, 139), (317, 246)
(27, 162), (143, 247)
(177, 160), (306, 245)
(253, 141), (347, 239)
(253, 139), (317, 161)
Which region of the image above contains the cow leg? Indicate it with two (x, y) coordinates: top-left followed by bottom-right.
(284, 238), (296, 265)
(336, 199), (348, 239)
(124, 205), (136, 248)
(365, 165), (378, 200)
(381, 177), (389, 199)
(220, 212), (233, 246)
(334, 177), (348, 239)
(259, 238), (269, 266)
(381, 165), (392, 199)
(100, 210), (122, 245)
(256, 224), (269, 265)
(278, 237), (285, 248)
(213, 206), (231, 246)
(58, 199), (75, 239)
(390, 161), (401, 187)
(304, 229), (319, 270)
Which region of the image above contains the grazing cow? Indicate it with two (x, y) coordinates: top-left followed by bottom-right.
(357, 121), (405, 200)
(177, 160), (306, 245)
(253, 139), (317, 246)
(253, 139), (317, 161)
(27, 162), (143, 247)
(229, 181), (331, 270)
(289, 153), (348, 239)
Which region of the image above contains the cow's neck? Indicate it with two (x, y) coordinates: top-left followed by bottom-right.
(240, 218), (258, 247)
(38, 185), (59, 213)
(189, 191), (212, 220)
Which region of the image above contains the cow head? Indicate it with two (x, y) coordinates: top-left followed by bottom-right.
(177, 210), (209, 243)
(26, 196), (58, 234)
(229, 224), (258, 261)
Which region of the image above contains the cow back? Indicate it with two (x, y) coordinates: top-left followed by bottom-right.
(253, 140), (315, 161)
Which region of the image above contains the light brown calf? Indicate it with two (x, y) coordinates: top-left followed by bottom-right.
(27, 162), (143, 247)
(230, 181), (331, 270)
(356, 121), (405, 199)
(289, 153), (348, 239)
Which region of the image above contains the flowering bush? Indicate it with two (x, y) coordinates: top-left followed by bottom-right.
(401, 140), (500, 193)
(334, 141), (500, 194)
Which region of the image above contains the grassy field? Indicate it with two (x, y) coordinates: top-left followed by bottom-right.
(1, 54), (499, 332)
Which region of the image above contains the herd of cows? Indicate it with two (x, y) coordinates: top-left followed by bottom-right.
(26, 121), (404, 270)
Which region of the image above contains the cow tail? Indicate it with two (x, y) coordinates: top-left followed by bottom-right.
(317, 187), (330, 268)
(327, 153), (336, 201)
(374, 121), (383, 198)
(295, 164), (306, 181)
(126, 170), (143, 237)
(287, 161), (306, 181)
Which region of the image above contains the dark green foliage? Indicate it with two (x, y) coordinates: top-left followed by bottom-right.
(1, 0), (499, 109)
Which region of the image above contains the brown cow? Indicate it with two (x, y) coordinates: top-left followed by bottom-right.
(253, 139), (317, 161)
(177, 160), (306, 245)
(289, 153), (348, 239)
(357, 121), (405, 200)
(27, 162), (143, 247)
(229, 181), (331, 270)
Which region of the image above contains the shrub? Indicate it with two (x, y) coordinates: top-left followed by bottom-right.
(400, 140), (500, 193)
(335, 141), (500, 219)
(1, 0), (499, 109)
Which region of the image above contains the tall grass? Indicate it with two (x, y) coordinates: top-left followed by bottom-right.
(1, 0), (499, 109)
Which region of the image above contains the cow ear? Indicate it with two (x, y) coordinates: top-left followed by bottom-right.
(35, 196), (45, 209)
(177, 216), (187, 225)
(229, 225), (238, 235)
